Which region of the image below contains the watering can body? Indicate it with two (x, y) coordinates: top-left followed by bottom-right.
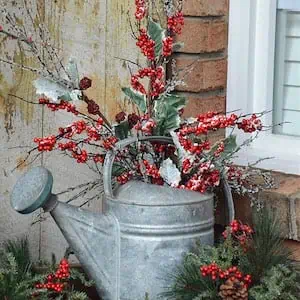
(10, 136), (215, 300)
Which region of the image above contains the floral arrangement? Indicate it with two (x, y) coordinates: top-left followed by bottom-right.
(0, 1), (274, 204)
(162, 208), (300, 300)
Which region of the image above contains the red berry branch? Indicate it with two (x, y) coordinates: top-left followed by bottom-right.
(200, 264), (252, 289)
(35, 258), (70, 294)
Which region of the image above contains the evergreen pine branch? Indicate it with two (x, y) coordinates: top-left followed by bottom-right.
(70, 267), (94, 287)
(239, 207), (294, 283)
(159, 255), (219, 300)
(249, 264), (300, 300)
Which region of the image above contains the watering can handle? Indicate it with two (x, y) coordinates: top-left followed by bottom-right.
(103, 136), (173, 199)
(102, 135), (235, 222)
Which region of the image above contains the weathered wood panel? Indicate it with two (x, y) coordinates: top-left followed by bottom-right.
(0, 0), (137, 261)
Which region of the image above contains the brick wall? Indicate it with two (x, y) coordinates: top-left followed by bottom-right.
(175, 0), (228, 119)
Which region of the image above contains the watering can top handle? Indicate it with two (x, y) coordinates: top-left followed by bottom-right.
(102, 135), (235, 222)
(103, 136), (173, 198)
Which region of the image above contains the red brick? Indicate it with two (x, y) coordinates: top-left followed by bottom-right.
(175, 57), (227, 92)
(183, 95), (226, 117)
(183, 0), (229, 17)
(176, 19), (227, 53)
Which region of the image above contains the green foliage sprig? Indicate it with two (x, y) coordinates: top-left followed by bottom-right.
(0, 237), (94, 300)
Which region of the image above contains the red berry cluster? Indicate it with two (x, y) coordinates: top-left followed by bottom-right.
(223, 220), (254, 246)
(167, 11), (184, 34)
(200, 264), (252, 288)
(117, 171), (133, 184)
(55, 258), (70, 279)
(214, 142), (225, 157)
(34, 135), (57, 151)
(226, 166), (243, 181)
(72, 149), (88, 163)
(153, 143), (167, 153)
(72, 120), (87, 134)
(237, 114), (263, 133)
(131, 67), (165, 97)
(183, 166), (220, 193)
(178, 133), (210, 154)
(96, 117), (104, 127)
(131, 75), (147, 94)
(163, 37), (173, 57)
(35, 259), (70, 294)
(136, 29), (155, 61)
(196, 112), (239, 134)
(143, 160), (160, 179)
(182, 158), (192, 174)
(93, 154), (105, 164)
(135, 0), (147, 20)
(39, 98), (78, 115)
(58, 141), (77, 151)
(135, 115), (157, 135)
(86, 126), (101, 141)
(103, 136), (118, 150)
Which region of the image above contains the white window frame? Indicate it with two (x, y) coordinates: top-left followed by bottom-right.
(227, 0), (300, 175)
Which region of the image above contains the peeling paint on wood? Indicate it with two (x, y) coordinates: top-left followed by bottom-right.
(0, 0), (140, 260)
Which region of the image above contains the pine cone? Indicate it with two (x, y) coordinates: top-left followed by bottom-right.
(219, 278), (248, 300)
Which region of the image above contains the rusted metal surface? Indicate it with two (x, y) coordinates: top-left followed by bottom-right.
(0, 0), (137, 260)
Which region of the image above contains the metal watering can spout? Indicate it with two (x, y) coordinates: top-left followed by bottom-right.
(10, 167), (120, 300)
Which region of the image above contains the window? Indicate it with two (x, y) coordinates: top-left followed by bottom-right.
(274, 5), (300, 135)
(227, 0), (300, 174)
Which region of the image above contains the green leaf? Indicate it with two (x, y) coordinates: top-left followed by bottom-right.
(154, 94), (186, 135)
(162, 94), (186, 110)
(112, 164), (127, 177)
(122, 87), (147, 113)
(223, 135), (237, 156)
(114, 121), (129, 140)
(148, 18), (166, 58)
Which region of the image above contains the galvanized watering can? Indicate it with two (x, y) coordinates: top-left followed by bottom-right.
(11, 136), (234, 300)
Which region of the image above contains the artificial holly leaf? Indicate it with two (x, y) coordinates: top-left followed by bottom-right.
(114, 121), (129, 140)
(112, 163), (127, 177)
(223, 135), (238, 155)
(159, 158), (181, 186)
(122, 87), (147, 113)
(148, 18), (166, 57)
(161, 94), (186, 110)
(34, 78), (73, 103)
(66, 58), (79, 88)
(155, 106), (180, 135)
(154, 93), (186, 135)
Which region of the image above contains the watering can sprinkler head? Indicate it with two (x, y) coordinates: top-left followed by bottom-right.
(11, 166), (57, 214)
